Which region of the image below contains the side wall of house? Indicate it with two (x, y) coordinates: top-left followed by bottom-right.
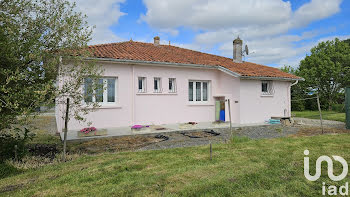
(56, 62), (241, 132)
(239, 79), (291, 124)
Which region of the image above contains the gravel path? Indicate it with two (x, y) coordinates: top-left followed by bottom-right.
(139, 125), (299, 151)
(293, 117), (345, 129)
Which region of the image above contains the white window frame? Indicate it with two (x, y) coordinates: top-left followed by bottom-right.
(189, 80), (210, 103)
(154, 77), (162, 93)
(83, 77), (117, 105)
(169, 78), (176, 93)
(138, 77), (146, 93)
(261, 80), (274, 95)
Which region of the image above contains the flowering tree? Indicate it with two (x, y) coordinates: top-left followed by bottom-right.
(0, 0), (102, 161)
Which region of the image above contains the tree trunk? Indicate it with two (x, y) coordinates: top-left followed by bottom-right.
(62, 97), (69, 162)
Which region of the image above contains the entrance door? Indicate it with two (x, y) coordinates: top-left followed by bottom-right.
(219, 101), (225, 121)
(215, 97), (225, 122)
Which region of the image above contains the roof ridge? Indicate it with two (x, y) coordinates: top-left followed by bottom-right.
(88, 40), (236, 61)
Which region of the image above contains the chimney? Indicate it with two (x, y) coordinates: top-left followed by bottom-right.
(233, 36), (243, 63)
(154, 36), (160, 46)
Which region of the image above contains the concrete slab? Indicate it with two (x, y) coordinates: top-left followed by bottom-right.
(60, 121), (269, 141)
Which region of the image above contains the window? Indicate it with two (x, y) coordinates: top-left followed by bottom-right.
(261, 81), (274, 95)
(84, 78), (93, 102)
(84, 77), (117, 104)
(138, 77), (146, 93)
(169, 78), (176, 93)
(189, 81), (209, 102)
(154, 77), (162, 93)
(107, 79), (115, 102)
(96, 79), (104, 102)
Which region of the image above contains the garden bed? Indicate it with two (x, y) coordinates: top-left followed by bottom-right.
(68, 135), (169, 154)
(77, 129), (108, 137)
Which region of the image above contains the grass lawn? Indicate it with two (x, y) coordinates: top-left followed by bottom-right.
(292, 110), (346, 122)
(1, 134), (350, 196)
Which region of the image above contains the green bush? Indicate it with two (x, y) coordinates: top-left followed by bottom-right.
(331, 103), (345, 113)
(291, 100), (305, 111)
(0, 128), (33, 163)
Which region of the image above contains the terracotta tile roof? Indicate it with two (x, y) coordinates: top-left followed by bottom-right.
(85, 41), (301, 79)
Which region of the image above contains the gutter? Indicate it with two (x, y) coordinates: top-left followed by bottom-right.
(240, 75), (304, 81)
(291, 79), (299, 86)
(81, 57), (301, 81)
(132, 65), (135, 125)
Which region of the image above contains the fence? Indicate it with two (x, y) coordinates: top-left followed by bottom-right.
(346, 87), (350, 129)
(291, 94), (324, 133)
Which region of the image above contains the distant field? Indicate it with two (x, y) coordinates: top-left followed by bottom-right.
(292, 110), (345, 122)
(2, 134), (350, 196)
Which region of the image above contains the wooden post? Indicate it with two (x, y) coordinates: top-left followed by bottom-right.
(316, 94), (324, 134)
(14, 145), (18, 161)
(210, 142), (212, 161)
(346, 87), (350, 129)
(227, 99), (232, 141)
(63, 97), (69, 161)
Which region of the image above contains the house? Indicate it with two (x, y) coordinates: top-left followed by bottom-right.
(55, 36), (301, 133)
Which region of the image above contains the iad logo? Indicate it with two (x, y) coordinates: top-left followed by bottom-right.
(304, 150), (349, 196)
(304, 150), (348, 181)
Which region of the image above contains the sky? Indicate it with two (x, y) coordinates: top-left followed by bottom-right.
(70, 0), (350, 67)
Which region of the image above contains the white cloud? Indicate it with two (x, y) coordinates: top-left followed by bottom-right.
(140, 0), (343, 66)
(293, 0), (342, 27)
(141, 0), (292, 30)
(69, 0), (126, 44)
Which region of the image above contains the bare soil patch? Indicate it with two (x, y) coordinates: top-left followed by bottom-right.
(0, 183), (24, 193)
(291, 126), (350, 137)
(68, 135), (167, 154)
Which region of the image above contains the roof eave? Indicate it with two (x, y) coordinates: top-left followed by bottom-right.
(240, 75), (304, 81)
(82, 57), (215, 69)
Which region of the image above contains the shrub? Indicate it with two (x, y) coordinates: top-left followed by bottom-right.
(0, 128), (33, 163)
(331, 103), (345, 113)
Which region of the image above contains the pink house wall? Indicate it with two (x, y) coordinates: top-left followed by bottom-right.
(55, 61), (291, 132)
(239, 80), (291, 124)
(133, 66), (240, 125)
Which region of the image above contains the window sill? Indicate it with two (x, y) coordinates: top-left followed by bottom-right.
(98, 105), (122, 109)
(84, 104), (122, 109)
(136, 92), (177, 95)
(261, 94), (274, 97)
(187, 102), (214, 106)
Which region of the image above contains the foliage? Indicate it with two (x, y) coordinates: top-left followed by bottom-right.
(0, 128), (33, 162)
(0, 0), (103, 132)
(280, 65), (307, 111)
(331, 103), (345, 113)
(1, 0), (104, 163)
(299, 38), (350, 110)
(344, 39), (350, 46)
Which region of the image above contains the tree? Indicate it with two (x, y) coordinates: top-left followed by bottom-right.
(280, 65), (308, 111)
(298, 38), (350, 110)
(344, 39), (350, 46)
(0, 0), (102, 161)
